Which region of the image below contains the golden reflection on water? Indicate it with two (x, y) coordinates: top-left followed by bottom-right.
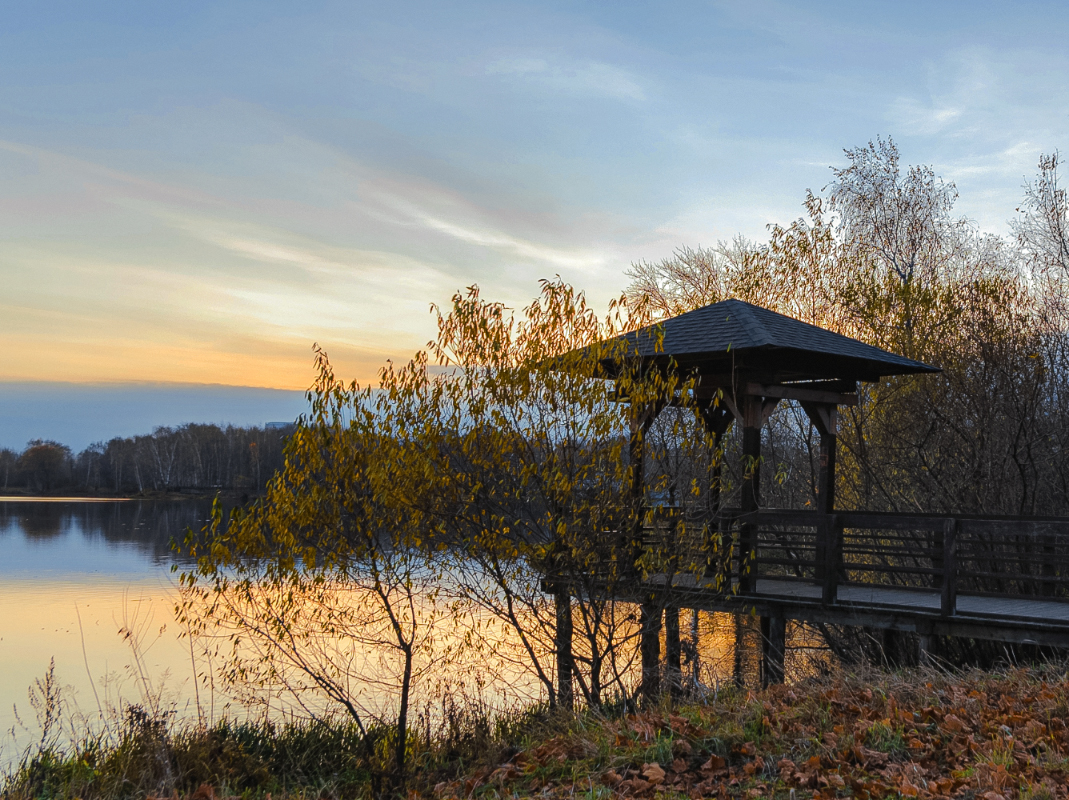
(1, 578), (832, 746)
(1, 559), (832, 764)
(0, 578), (199, 761)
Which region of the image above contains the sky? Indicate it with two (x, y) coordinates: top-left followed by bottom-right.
(2, 0), (1069, 446)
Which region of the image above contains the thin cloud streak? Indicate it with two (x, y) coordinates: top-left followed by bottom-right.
(486, 56), (647, 101)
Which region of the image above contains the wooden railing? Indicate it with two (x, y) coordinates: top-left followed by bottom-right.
(722, 509), (1069, 614)
(557, 508), (1069, 621)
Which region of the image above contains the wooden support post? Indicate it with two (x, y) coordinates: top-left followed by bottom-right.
(819, 514), (841, 605)
(690, 609), (701, 684)
(733, 612), (745, 687)
(818, 433), (837, 514)
(665, 606), (682, 696)
(941, 518), (958, 617)
(761, 615), (786, 686)
(699, 402), (732, 581)
(918, 633), (933, 667)
(932, 524), (945, 589)
(630, 400), (664, 703)
(640, 598), (662, 701)
(554, 587), (573, 710)
(803, 402), (841, 595)
(738, 395), (768, 594)
(628, 410), (649, 572)
(801, 402), (838, 515)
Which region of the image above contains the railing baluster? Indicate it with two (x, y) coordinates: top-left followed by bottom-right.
(941, 518), (958, 616)
(1043, 529), (1056, 598)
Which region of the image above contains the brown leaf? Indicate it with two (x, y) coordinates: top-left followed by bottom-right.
(672, 738), (693, 758)
(701, 754), (726, 772)
(642, 763), (666, 786)
(943, 713), (968, 733)
(624, 777), (652, 794)
(600, 770), (622, 787)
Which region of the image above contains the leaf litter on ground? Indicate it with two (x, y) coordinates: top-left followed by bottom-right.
(432, 665), (1069, 800)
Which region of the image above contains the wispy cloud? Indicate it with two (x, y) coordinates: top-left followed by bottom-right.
(487, 56), (646, 101)
(369, 190), (607, 271)
(890, 99), (964, 136)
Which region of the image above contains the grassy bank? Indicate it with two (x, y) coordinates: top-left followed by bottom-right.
(5, 664), (1069, 799)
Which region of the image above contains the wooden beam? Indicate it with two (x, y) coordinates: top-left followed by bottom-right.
(747, 382), (858, 407)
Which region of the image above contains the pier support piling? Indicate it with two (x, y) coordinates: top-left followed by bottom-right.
(554, 587), (574, 709)
(665, 605), (682, 696)
(762, 615), (786, 686)
(640, 599), (662, 701)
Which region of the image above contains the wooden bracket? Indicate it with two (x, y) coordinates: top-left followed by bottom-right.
(700, 402), (734, 437)
(801, 401), (838, 437)
(629, 398), (666, 435)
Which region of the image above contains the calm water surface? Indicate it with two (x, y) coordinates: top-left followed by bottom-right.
(0, 499), (212, 757)
(0, 499), (805, 763)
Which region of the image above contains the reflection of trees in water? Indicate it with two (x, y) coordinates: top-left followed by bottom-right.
(0, 500), (227, 562)
(4, 503), (70, 540)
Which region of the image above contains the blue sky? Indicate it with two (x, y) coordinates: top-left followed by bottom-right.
(2, 0), (1068, 406)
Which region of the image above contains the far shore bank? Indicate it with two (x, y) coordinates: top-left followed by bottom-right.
(0, 488), (262, 502)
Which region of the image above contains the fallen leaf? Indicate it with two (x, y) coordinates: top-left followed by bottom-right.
(673, 738), (693, 758)
(943, 714), (967, 733)
(642, 763), (666, 785)
(600, 771), (622, 786)
(701, 755), (726, 771)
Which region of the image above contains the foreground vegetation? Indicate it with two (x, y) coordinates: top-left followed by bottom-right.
(7, 663), (1069, 799)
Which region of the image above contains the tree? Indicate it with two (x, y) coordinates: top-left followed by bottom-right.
(18, 440), (72, 493)
(1014, 151), (1069, 313)
(180, 351), (445, 796)
(0, 448), (16, 490)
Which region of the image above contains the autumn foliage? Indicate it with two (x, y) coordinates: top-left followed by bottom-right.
(433, 666), (1069, 800)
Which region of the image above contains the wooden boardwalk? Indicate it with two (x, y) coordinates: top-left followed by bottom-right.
(618, 508), (1069, 650)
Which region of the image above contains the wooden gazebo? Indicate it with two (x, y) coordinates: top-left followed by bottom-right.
(553, 298), (1069, 702)
(598, 299), (939, 694)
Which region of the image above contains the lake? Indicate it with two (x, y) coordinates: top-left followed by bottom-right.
(0, 499), (212, 761)
(0, 498), (822, 764)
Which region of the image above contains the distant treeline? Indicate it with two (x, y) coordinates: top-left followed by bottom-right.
(0, 422), (295, 494)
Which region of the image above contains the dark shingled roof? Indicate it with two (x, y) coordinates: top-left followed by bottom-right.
(598, 299), (939, 384)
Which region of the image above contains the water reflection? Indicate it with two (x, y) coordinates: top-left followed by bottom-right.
(0, 498), (216, 571)
(0, 499), (216, 763)
(0, 499), (831, 765)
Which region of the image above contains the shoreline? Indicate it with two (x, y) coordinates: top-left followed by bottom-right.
(0, 488), (260, 502)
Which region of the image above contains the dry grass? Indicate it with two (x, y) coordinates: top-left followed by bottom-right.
(6, 663), (1069, 800)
